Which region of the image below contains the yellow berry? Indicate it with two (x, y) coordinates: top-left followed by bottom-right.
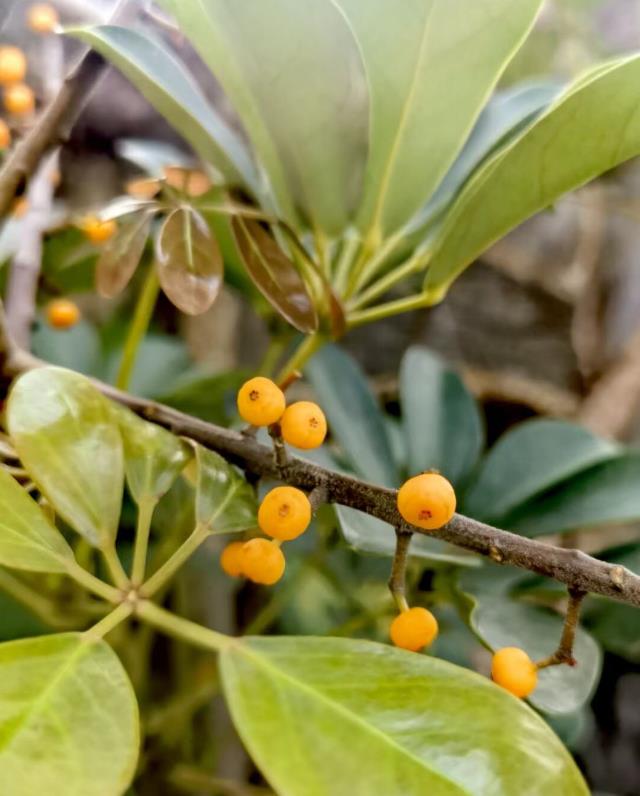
(258, 486), (311, 541)
(3, 83), (34, 116)
(280, 401), (327, 449)
(46, 298), (80, 330)
(27, 3), (59, 33)
(220, 541), (245, 578)
(390, 607), (438, 652)
(242, 538), (285, 585)
(0, 46), (27, 86)
(79, 215), (117, 245)
(237, 376), (285, 427)
(491, 647), (538, 698)
(397, 472), (456, 530)
(0, 119), (10, 149)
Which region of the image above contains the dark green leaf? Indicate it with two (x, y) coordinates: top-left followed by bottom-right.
(32, 319), (103, 378)
(96, 211), (153, 298)
(106, 334), (192, 399)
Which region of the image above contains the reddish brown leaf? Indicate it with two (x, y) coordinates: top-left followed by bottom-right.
(155, 208), (223, 315)
(96, 211), (152, 298)
(231, 217), (318, 333)
(163, 166), (212, 197)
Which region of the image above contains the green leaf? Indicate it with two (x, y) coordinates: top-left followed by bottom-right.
(0, 633), (139, 796)
(96, 210), (153, 298)
(336, 505), (479, 568)
(191, 445), (257, 534)
(160, 0), (368, 233)
(231, 217), (318, 333)
(306, 344), (398, 486)
(7, 368), (124, 549)
(32, 318), (103, 378)
(66, 25), (257, 190)
(506, 453), (640, 537)
(113, 404), (191, 505)
(464, 419), (618, 523)
(220, 635), (588, 795)
(399, 346), (483, 486)
(426, 54), (640, 292)
(334, 0), (544, 237)
(0, 468), (74, 573)
(156, 208), (223, 315)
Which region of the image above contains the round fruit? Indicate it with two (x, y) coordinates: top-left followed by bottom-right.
(397, 472), (456, 530)
(0, 47), (27, 86)
(0, 119), (10, 149)
(390, 607), (438, 652)
(27, 3), (59, 32)
(280, 401), (327, 449)
(46, 298), (80, 330)
(4, 83), (34, 116)
(220, 541), (245, 578)
(242, 538), (285, 585)
(80, 215), (117, 244)
(258, 486), (311, 541)
(237, 376), (285, 427)
(491, 647), (538, 698)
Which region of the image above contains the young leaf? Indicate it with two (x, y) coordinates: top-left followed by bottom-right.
(7, 367), (124, 549)
(96, 210), (153, 298)
(0, 633), (139, 796)
(334, 0), (544, 237)
(0, 468), (74, 573)
(155, 208), (223, 315)
(232, 217), (318, 333)
(113, 404), (191, 505)
(220, 636), (588, 795)
(66, 25), (258, 192)
(399, 346), (484, 487)
(191, 444), (257, 534)
(464, 419), (618, 523)
(426, 54), (640, 293)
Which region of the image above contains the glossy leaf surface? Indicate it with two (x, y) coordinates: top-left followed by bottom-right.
(96, 210), (153, 298)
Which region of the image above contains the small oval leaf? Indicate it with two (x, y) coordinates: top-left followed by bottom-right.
(231, 216), (318, 333)
(7, 368), (124, 549)
(0, 633), (139, 796)
(96, 210), (153, 298)
(156, 208), (223, 315)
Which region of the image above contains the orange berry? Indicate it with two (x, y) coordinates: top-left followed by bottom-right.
(237, 376), (285, 426)
(3, 83), (34, 116)
(220, 540), (245, 578)
(0, 46), (27, 86)
(79, 215), (117, 244)
(27, 3), (59, 33)
(46, 298), (80, 330)
(12, 197), (28, 218)
(0, 119), (10, 149)
(397, 472), (456, 530)
(242, 538), (285, 585)
(491, 647), (538, 698)
(258, 486), (311, 541)
(280, 401), (327, 449)
(390, 607), (438, 652)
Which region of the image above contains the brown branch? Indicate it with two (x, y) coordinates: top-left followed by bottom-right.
(536, 589), (586, 669)
(388, 529), (412, 612)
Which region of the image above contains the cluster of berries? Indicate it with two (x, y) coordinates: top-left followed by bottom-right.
(220, 377), (327, 586)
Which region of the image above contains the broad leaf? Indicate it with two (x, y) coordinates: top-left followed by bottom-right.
(67, 25), (257, 190)
(0, 633), (139, 796)
(220, 636), (588, 795)
(113, 404), (190, 504)
(96, 210), (153, 297)
(426, 54), (640, 292)
(232, 217), (317, 333)
(7, 368), (124, 549)
(0, 468), (74, 573)
(399, 346), (483, 486)
(335, 0), (544, 237)
(464, 419), (618, 523)
(191, 445), (257, 534)
(306, 344), (398, 486)
(160, 0), (368, 233)
(156, 208), (223, 315)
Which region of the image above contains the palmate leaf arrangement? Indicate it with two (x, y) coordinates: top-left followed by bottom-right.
(2, 1), (640, 794)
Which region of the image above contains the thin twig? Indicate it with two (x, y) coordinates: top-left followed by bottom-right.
(536, 589), (586, 669)
(388, 529), (412, 612)
(268, 422), (288, 470)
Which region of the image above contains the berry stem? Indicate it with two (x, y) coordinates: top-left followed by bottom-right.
(536, 588), (586, 669)
(309, 485), (329, 512)
(268, 423), (288, 470)
(115, 266), (160, 391)
(276, 332), (324, 382)
(388, 528), (412, 613)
